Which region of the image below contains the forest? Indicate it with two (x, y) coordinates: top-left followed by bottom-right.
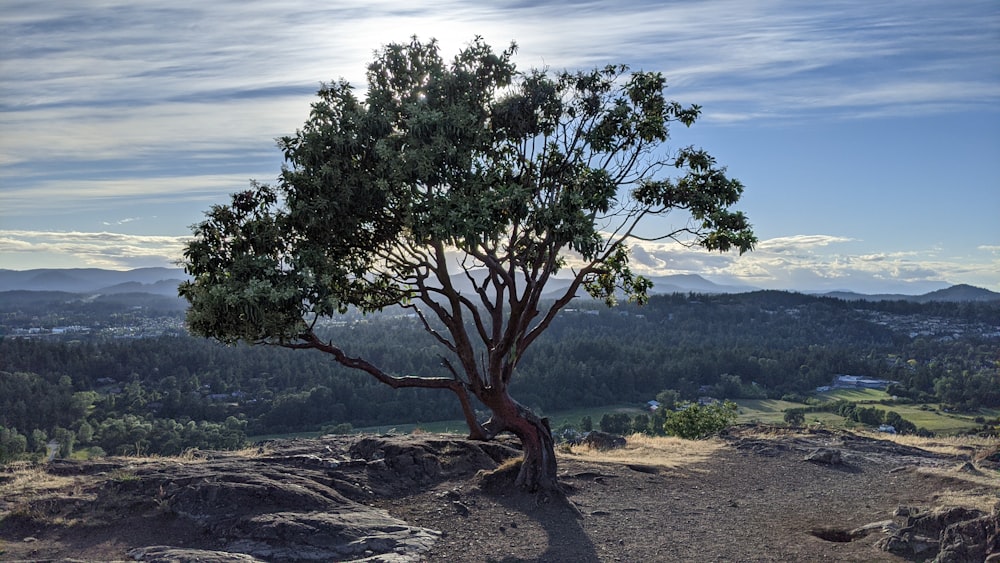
(1, 290), (998, 461)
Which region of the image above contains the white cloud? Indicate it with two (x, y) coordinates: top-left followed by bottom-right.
(2, 228), (997, 291)
(4, 1), (995, 112)
(1, 1), (997, 291)
(0, 230), (190, 270)
(625, 235), (999, 293)
(1, 174), (267, 214)
(0, 99), (303, 168)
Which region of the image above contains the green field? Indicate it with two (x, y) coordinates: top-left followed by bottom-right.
(249, 395), (994, 442)
(815, 388), (891, 402)
(349, 404), (647, 435)
(735, 388), (996, 435)
(248, 404), (646, 442)
(734, 399), (803, 424)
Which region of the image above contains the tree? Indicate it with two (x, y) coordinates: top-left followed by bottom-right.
(655, 389), (680, 411)
(662, 401), (739, 439)
(599, 413), (633, 435)
(783, 408), (806, 426)
(180, 37), (754, 491)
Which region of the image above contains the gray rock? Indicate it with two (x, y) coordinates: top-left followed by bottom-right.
(129, 546), (267, 562)
(583, 431), (627, 451)
(804, 447), (842, 465)
(875, 505), (1000, 562)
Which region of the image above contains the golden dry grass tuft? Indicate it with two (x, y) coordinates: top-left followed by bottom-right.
(0, 464), (95, 527)
(929, 485), (1000, 513)
(559, 433), (723, 471)
(863, 430), (999, 457)
(846, 430), (1000, 512)
(912, 462), (1000, 512)
(0, 464), (75, 498)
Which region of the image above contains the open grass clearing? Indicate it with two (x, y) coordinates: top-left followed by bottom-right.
(248, 404), (647, 442)
(735, 398), (804, 424)
(247, 399), (994, 443)
(560, 433), (723, 472)
(816, 388), (892, 402)
(0, 464), (77, 498)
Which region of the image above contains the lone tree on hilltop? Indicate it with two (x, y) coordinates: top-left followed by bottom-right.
(179, 37), (755, 492)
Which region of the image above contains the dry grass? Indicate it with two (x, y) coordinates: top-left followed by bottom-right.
(930, 486), (1000, 513)
(0, 464), (94, 527)
(917, 466), (1000, 512)
(558, 433), (723, 471)
(223, 443), (276, 459)
(856, 431), (1000, 512)
(495, 455), (524, 473)
(863, 430), (998, 457)
(114, 444), (273, 465)
(0, 465), (76, 498)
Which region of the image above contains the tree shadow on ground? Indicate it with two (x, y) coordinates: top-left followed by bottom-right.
(478, 464), (600, 563)
(485, 494), (599, 563)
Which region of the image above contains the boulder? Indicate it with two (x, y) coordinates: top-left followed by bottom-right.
(583, 431), (627, 451)
(875, 504), (1000, 563)
(804, 447), (842, 465)
(129, 546), (266, 562)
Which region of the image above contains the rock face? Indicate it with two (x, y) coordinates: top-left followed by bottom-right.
(875, 504), (1000, 563)
(803, 447), (842, 465)
(582, 431), (627, 450)
(6, 435), (519, 563)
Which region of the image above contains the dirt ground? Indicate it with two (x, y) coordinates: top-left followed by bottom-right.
(1, 425), (998, 562)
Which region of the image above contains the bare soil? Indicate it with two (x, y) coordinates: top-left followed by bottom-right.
(1, 425), (998, 562)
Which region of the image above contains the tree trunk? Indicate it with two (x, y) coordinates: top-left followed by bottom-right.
(481, 392), (560, 492)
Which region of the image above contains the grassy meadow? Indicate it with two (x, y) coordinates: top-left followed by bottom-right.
(248, 391), (995, 442)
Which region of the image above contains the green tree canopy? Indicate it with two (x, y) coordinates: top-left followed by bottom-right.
(180, 36), (754, 491)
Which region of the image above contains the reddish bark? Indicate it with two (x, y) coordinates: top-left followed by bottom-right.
(478, 391), (560, 492)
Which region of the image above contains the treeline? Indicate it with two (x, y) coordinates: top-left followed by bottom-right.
(0, 371), (246, 462)
(1, 291), (998, 461)
(783, 401), (927, 435)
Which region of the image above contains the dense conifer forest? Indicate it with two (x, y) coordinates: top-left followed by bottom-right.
(2, 290), (998, 460)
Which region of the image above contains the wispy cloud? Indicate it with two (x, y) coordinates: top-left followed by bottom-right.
(0, 230), (190, 270)
(1, 174), (272, 215)
(102, 217), (142, 226)
(627, 236), (1000, 294)
(2, 228), (997, 292)
(3, 2), (995, 176)
(1, 1), (997, 291)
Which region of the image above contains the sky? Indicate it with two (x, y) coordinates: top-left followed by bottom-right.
(1, 0), (998, 294)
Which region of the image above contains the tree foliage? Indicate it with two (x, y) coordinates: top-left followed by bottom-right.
(661, 401), (739, 439)
(177, 36), (755, 489)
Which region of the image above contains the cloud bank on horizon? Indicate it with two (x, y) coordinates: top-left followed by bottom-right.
(1, 1), (998, 293)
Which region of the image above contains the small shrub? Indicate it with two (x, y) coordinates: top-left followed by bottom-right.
(784, 409), (806, 426)
(599, 413), (632, 435)
(662, 401), (738, 439)
(322, 422), (353, 435)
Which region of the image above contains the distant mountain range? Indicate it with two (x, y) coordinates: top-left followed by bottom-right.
(817, 284), (1000, 303)
(0, 267), (187, 297)
(1, 268), (997, 303)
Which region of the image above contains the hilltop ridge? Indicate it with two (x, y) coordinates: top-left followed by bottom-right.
(2, 267), (997, 302)
(1, 428), (997, 562)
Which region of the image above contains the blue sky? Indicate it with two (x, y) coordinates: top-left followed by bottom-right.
(1, 0), (998, 293)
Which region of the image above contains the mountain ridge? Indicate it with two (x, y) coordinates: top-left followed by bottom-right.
(1, 268), (996, 302)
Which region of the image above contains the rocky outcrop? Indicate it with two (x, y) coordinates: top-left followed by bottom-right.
(875, 504), (1000, 563)
(582, 431), (627, 450)
(14, 435), (517, 563)
(803, 447), (842, 465)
